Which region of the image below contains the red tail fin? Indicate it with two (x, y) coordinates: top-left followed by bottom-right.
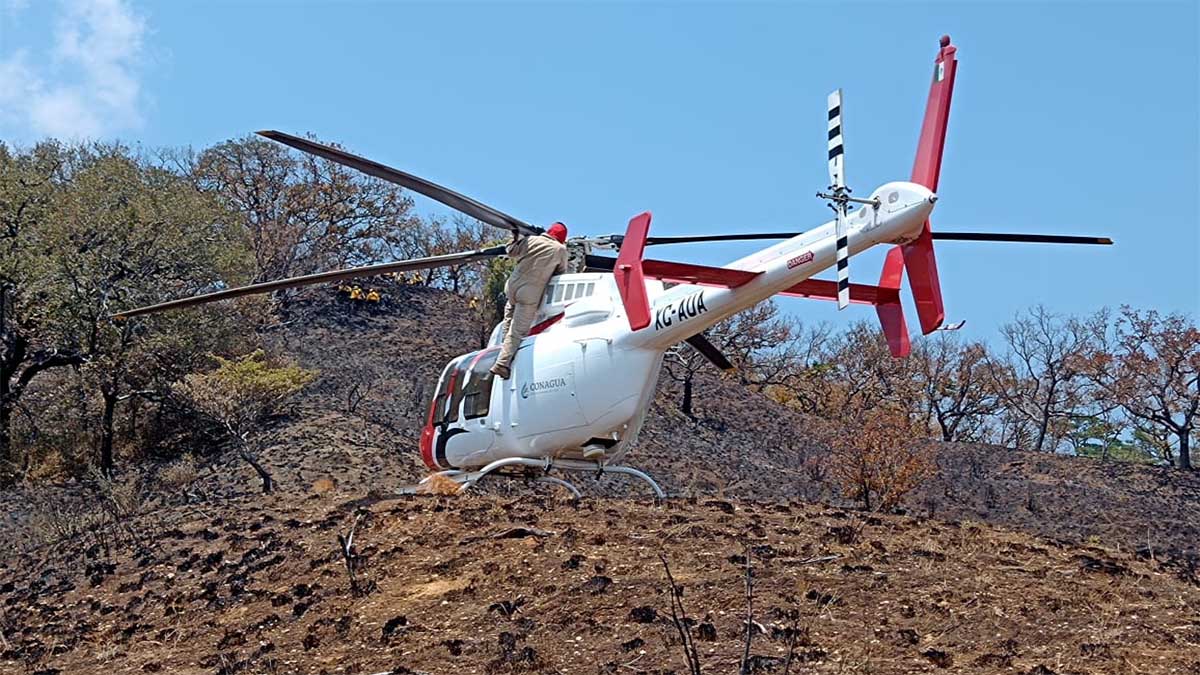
(875, 247), (911, 357)
(911, 35), (959, 192)
(614, 212), (653, 330)
(901, 35), (958, 335)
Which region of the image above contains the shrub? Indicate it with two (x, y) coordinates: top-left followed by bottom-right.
(823, 409), (935, 512)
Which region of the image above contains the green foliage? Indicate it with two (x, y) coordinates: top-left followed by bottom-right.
(176, 350), (316, 442)
(481, 255), (514, 316)
(1068, 415), (1156, 464)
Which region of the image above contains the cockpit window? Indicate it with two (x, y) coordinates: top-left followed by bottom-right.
(427, 359), (460, 426)
(437, 349), (500, 425)
(460, 350), (499, 420)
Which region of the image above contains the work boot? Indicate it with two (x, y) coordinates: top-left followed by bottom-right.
(490, 363), (511, 379)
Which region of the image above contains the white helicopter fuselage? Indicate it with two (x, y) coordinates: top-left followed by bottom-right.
(420, 181), (935, 471)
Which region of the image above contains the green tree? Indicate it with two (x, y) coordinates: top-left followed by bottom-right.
(0, 141), (71, 474)
(175, 350), (315, 493)
(0, 142), (249, 478)
(50, 147), (248, 473)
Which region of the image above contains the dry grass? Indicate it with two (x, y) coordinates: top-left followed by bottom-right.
(310, 477), (336, 494)
(417, 472), (464, 495)
(158, 455), (199, 490)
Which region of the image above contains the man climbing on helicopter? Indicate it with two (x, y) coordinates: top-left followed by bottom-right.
(489, 222), (569, 380)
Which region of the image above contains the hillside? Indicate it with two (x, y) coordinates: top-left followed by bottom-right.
(261, 286), (1200, 560)
(2, 284), (1199, 674)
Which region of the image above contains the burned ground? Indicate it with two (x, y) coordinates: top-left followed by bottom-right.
(5, 495), (1200, 674)
(2, 286), (1199, 674)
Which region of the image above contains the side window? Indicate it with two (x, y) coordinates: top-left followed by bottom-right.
(564, 284), (576, 301)
(552, 284), (564, 303)
(584, 282), (595, 297)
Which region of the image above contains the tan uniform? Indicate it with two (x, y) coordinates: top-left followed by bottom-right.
(495, 233), (568, 372)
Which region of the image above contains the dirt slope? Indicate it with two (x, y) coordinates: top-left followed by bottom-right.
(4, 494), (1199, 675)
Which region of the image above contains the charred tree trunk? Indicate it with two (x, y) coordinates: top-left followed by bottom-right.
(1033, 410), (1051, 453)
(1178, 432), (1193, 471)
(0, 285), (16, 472)
(681, 377), (694, 418)
(99, 385), (118, 476)
(0, 397), (10, 474)
(240, 449), (274, 494)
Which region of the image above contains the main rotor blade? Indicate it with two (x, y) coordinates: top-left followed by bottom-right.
(685, 333), (734, 370)
(930, 232), (1113, 245)
(112, 246), (506, 320)
(257, 130), (541, 236)
(641, 232), (1113, 246)
(584, 254), (617, 272)
(644, 233), (804, 245)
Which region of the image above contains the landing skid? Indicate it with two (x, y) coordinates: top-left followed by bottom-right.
(400, 457), (666, 499)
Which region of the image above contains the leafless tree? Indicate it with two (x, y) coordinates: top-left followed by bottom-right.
(915, 334), (1001, 442)
(1076, 307), (1199, 469)
(987, 306), (1090, 452)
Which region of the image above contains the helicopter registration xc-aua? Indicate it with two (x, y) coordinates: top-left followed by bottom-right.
(114, 36), (1111, 498)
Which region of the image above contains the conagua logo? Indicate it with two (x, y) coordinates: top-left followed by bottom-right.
(520, 377), (568, 399)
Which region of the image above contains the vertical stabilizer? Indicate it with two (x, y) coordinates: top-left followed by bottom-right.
(614, 212), (653, 331)
(901, 35), (958, 334)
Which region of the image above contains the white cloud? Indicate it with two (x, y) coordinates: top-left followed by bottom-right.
(0, 0), (147, 141)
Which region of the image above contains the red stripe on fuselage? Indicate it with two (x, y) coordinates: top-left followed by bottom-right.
(529, 311), (565, 336)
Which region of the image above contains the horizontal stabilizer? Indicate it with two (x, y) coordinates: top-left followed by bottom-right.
(777, 246), (910, 357)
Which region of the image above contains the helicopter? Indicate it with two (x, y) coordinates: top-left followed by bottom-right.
(115, 36), (1110, 498)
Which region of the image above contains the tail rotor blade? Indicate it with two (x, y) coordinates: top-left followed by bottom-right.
(835, 207), (850, 309)
(827, 89), (846, 188)
(827, 89), (850, 310)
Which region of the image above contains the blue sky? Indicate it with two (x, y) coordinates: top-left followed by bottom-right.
(2, 1), (1197, 342)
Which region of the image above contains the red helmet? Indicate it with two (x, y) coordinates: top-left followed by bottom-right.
(547, 222), (568, 243)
